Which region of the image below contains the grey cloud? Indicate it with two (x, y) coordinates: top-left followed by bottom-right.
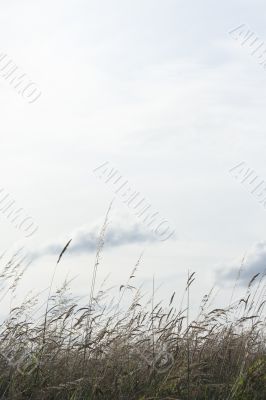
(30, 216), (157, 262)
(216, 241), (266, 286)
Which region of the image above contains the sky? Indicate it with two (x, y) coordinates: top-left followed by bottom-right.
(0, 0), (266, 316)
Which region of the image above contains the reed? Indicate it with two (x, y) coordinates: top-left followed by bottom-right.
(0, 223), (264, 399)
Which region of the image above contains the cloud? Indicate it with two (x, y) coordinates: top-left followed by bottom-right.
(216, 241), (266, 286)
(29, 214), (158, 262)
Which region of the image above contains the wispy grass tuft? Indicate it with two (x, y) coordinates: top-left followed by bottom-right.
(0, 217), (265, 399)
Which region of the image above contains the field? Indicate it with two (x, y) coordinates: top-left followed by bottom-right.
(0, 232), (265, 400)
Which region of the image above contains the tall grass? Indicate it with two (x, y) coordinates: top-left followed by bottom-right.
(0, 221), (265, 399)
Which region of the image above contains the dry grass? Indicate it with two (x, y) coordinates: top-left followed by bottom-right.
(0, 218), (265, 399)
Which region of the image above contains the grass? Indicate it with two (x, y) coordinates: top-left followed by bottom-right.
(0, 216), (265, 399)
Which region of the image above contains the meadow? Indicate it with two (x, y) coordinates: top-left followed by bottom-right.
(0, 223), (265, 400)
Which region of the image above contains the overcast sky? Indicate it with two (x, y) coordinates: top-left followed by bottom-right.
(0, 0), (266, 315)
